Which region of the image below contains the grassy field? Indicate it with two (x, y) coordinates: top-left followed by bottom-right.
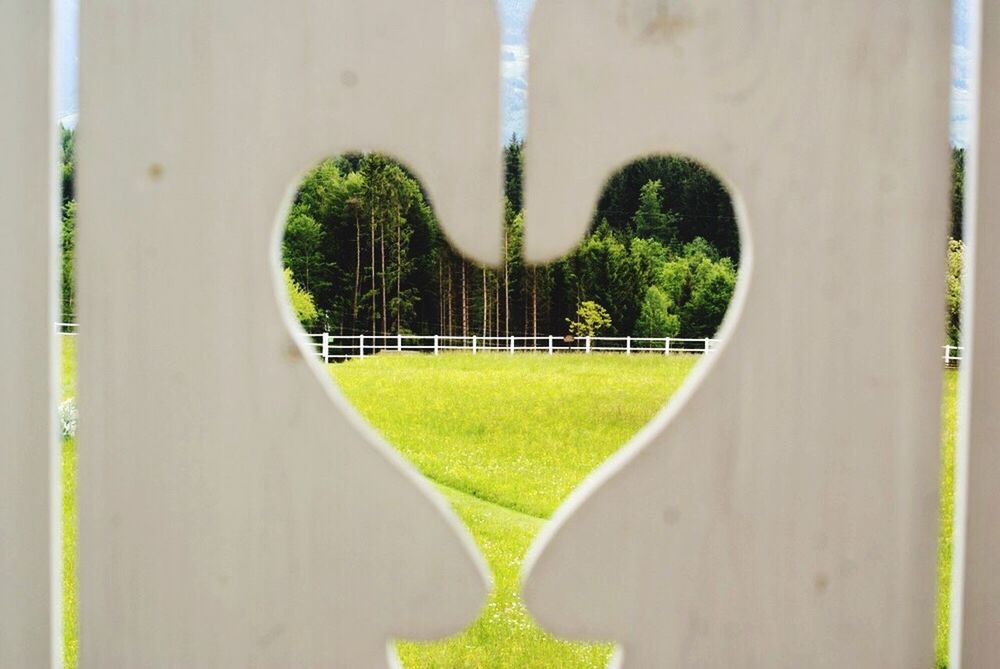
(61, 339), (79, 669)
(333, 354), (698, 667)
(937, 370), (959, 669)
(59, 341), (959, 668)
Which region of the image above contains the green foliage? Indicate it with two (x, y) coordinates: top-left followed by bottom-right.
(658, 238), (738, 338)
(632, 179), (680, 247)
(504, 135), (524, 213)
(680, 236), (720, 262)
(952, 148), (965, 240)
(946, 238), (964, 346)
(628, 236), (669, 289)
(559, 224), (633, 331)
(61, 201), (76, 323)
(635, 286), (680, 338)
(566, 300), (612, 337)
(282, 205), (326, 294)
(283, 268), (318, 328)
(597, 155), (740, 259)
(273, 144), (743, 340)
(60, 125), (75, 206)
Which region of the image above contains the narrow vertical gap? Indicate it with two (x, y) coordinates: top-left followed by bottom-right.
(55, 0), (80, 666)
(498, 0), (533, 143)
(936, 2), (973, 667)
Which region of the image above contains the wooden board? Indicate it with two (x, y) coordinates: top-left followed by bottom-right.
(77, 2), (499, 666)
(0, 0), (60, 666)
(521, 1), (952, 666)
(950, 0), (1000, 664)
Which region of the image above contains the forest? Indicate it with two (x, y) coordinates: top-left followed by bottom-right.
(280, 140), (741, 340)
(58, 130), (966, 344)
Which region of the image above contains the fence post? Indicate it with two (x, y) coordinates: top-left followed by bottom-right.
(510, 335), (515, 354)
(434, 334), (439, 356)
(322, 332), (330, 364)
(626, 336), (632, 355)
(586, 336), (591, 354)
(472, 335), (477, 355)
(705, 337), (710, 353)
(359, 333), (365, 359)
(397, 333), (402, 352)
(665, 337), (671, 356)
(548, 335), (554, 355)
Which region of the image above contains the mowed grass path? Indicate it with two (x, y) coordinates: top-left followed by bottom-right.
(332, 354), (698, 519)
(60, 341), (958, 668)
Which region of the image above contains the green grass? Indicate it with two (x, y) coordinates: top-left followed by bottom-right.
(61, 336), (78, 669)
(333, 353), (699, 667)
(331, 354), (698, 519)
(936, 370), (959, 669)
(59, 344), (960, 668)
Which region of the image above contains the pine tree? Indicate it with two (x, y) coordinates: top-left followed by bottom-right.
(632, 179), (680, 248)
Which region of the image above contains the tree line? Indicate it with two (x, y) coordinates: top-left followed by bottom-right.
(57, 128), (966, 344)
(281, 139), (743, 339)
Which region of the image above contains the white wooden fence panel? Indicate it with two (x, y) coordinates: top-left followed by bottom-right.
(951, 0), (1000, 664)
(77, 2), (497, 665)
(522, 2), (951, 667)
(0, 1), (60, 667)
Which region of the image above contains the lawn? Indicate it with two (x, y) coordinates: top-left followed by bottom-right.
(333, 353), (698, 668)
(59, 341), (959, 668)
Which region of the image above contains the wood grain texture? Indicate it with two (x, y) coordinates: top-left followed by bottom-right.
(77, 2), (498, 666)
(521, 1), (952, 667)
(0, 1), (60, 667)
(951, 0), (1000, 664)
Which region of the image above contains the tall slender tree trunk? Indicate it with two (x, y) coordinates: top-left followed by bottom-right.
(531, 266), (538, 338)
(352, 209), (362, 332)
(495, 277), (500, 339)
(395, 207), (402, 333)
(380, 223), (387, 337)
(482, 268), (488, 338)
(504, 228), (510, 338)
(461, 261), (468, 337)
(370, 211), (377, 335)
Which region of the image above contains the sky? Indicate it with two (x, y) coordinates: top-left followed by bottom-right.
(56, 0), (971, 147)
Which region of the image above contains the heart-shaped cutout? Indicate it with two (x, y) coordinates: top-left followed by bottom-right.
(281, 150), (740, 667)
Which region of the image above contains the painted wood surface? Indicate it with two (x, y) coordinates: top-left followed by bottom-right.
(951, 0), (1000, 664)
(521, 1), (953, 667)
(0, 1), (60, 667)
(77, 2), (498, 666)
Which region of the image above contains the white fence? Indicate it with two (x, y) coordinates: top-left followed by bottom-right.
(299, 333), (721, 362)
(58, 326), (966, 366)
(943, 345), (965, 367)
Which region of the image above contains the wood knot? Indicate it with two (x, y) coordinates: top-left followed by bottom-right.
(618, 0), (693, 43)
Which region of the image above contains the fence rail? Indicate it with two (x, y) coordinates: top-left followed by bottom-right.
(296, 333), (720, 362)
(58, 325), (966, 366)
(943, 345), (964, 367)
(58, 326), (966, 366)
